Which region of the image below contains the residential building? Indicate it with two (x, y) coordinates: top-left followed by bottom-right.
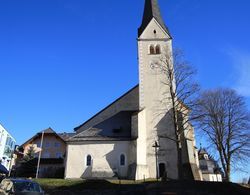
(0, 123), (16, 171)
(198, 148), (223, 182)
(18, 127), (73, 178)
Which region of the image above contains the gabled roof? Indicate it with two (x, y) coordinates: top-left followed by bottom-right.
(39, 127), (55, 134)
(198, 148), (208, 155)
(21, 127), (67, 147)
(138, 0), (171, 37)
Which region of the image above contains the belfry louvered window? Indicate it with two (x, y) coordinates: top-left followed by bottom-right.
(149, 45), (155, 54)
(155, 45), (161, 54)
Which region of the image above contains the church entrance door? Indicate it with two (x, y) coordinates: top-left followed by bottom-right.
(159, 163), (166, 178)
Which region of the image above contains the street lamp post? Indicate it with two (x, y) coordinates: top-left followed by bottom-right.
(152, 141), (160, 181)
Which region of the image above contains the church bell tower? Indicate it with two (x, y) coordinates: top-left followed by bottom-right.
(135, 0), (179, 180)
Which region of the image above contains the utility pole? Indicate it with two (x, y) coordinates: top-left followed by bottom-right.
(153, 141), (160, 181)
(8, 151), (14, 177)
(36, 131), (44, 179)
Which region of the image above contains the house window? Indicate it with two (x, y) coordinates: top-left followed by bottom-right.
(86, 155), (92, 166)
(36, 142), (41, 148)
(44, 142), (50, 148)
(54, 142), (60, 147)
(56, 152), (62, 158)
(149, 45), (155, 54)
(43, 152), (50, 159)
(120, 154), (125, 166)
(155, 45), (161, 54)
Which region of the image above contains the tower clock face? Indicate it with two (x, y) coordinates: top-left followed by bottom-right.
(150, 58), (163, 75)
(150, 58), (161, 68)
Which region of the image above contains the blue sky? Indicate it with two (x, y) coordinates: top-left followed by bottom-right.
(0, 0), (249, 181)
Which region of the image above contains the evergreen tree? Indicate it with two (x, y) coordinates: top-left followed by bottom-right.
(23, 145), (36, 162)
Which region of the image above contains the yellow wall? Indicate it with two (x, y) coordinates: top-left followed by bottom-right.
(23, 134), (66, 159)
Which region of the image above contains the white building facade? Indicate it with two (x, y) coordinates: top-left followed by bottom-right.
(65, 0), (201, 180)
(198, 148), (223, 182)
(0, 123), (16, 171)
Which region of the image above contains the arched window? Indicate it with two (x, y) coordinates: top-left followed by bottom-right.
(149, 45), (155, 54)
(120, 154), (125, 166)
(155, 45), (161, 54)
(86, 155), (92, 166)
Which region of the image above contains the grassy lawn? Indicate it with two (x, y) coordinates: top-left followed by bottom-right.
(33, 178), (150, 191)
(34, 179), (250, 195)
(34, 178), (156, 186)
(34, 179), (83, 189)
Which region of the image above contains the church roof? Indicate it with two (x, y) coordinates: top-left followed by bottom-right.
(69, 84), (140, 143)
(67, 127), (134, 142)
(138, 0), (171, 37)
(58, 132), (76, 141)
(68, 110), (137, 142)
(74, 84), (139, 132)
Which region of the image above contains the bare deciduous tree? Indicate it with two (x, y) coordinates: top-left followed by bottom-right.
(153, 48), (200, 179)
(193, 89), (250, 181)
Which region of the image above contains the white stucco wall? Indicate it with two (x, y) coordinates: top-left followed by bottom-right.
(0, 124), (7, 159)
(0, 124), (16, 170)
(135, 109), (149, 180)
(203, 173), (222, 182)
(137, 18), (178, 179)
(65, 141), (132, 179)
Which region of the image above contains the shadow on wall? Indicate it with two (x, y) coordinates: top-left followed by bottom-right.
(105, 142), (137, 180)
(81, 166), (93, 179)
(79, 142), (136, 179)
(105, 145), (118, 178)
(154, 108), (179, 180)
(105, 143), (132, 179)
(80, 144), (125, 179)
(94, 111), (134, 138)
(155, 108), (195, 180)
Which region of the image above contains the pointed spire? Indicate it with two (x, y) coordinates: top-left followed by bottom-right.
(138, 0), (170, 37)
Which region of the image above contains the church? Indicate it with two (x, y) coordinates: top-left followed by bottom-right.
(65, 0), (202, 180)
